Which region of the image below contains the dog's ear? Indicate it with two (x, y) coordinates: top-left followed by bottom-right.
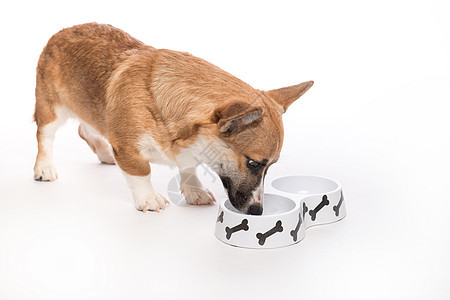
(212, 101), (264, 136)
(266, 80), (314, 113)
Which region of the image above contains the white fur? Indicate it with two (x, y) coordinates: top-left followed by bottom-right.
(34, 106), (74, 181)
(249, 179), (264, 208)
(138, 134), (177, 166)
(123, 173), (169, 212)
(138, 135), (221, 205)
(175, 135), (237, 175)
(175, 136), (212, 169)
(178, 167), (216, 205)
(79, 122), (115, 164)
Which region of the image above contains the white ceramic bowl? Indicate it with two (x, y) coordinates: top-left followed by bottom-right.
(215, 175), (346, 249)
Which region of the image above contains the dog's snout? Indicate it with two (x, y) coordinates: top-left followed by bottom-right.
(247, 204), (263, 215)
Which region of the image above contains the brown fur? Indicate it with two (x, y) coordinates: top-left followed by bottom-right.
(34, 23), (313, 212)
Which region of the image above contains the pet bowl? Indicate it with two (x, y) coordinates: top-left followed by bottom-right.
(215, 175), (346, 249)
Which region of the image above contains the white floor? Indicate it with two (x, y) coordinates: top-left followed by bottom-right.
(1, 1), (450, 299)
(1, 79), (449, 299)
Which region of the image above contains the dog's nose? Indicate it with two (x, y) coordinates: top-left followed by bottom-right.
(247, 204), (263, 215)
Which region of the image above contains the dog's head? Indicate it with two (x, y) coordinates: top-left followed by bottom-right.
(209, 81), (313, 215)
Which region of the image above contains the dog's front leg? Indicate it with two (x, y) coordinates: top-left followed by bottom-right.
(124, 173), (170, 212)
(114, 146), (169, 212)
(178, 167), (216, 205)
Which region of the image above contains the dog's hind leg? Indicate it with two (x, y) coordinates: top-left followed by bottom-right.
(78, 122), (115, 164)
(33, 104), (71, 182)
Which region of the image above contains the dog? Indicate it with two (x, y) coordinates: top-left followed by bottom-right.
(33, 23), (313, 215)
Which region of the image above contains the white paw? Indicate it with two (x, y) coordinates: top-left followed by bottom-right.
(97, 144), (116, 165)
(181, 184), (216, 205)
(34, 163), (58, 182)
(134, 193), (170, 213)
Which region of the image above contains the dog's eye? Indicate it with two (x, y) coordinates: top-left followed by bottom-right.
(247, 159), (260, 169)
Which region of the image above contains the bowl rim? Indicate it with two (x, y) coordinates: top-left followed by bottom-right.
(219, 193), (300, 218)
(270, 174), (342, 195)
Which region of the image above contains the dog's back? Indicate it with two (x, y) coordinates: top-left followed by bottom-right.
(35, 23), (146, 133)
(33, 23), (313, 214)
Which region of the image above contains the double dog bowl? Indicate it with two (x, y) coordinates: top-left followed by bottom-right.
(215, 175), (346, 249)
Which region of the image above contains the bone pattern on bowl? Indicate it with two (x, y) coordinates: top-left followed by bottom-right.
(215, 189), (345, 248)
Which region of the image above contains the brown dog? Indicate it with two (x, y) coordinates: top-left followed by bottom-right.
(33, 23), (313, 215)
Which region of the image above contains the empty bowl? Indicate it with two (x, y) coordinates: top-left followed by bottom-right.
(215, 175), (346, 249)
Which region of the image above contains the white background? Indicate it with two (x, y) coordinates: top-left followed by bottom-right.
(1, 0), (449, 299)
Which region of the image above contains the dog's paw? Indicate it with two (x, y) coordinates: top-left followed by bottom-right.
(181, 184), (216, 205)
(34, 163), (58, 182)
(134, 193), (170, 213)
